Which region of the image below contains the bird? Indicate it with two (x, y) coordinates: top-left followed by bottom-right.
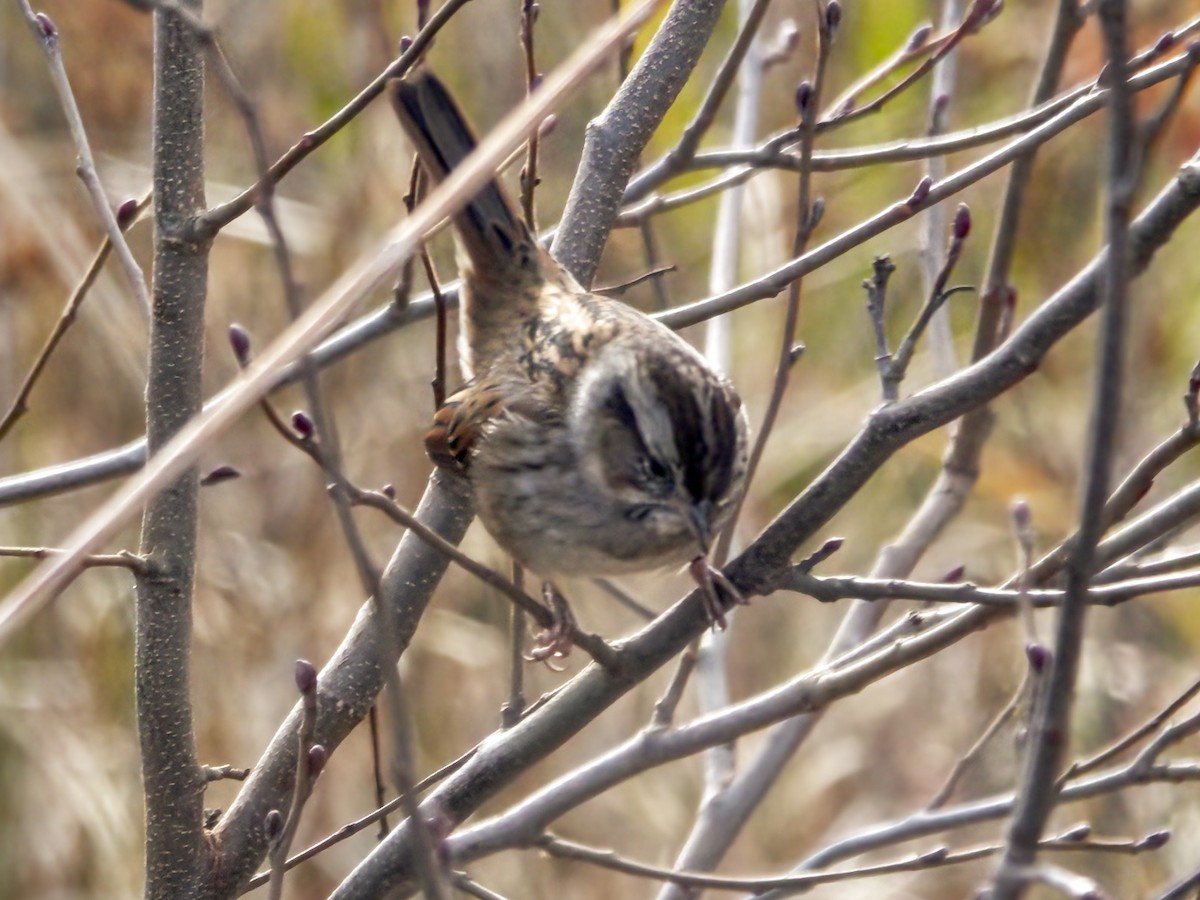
(389, 71), (749, 656)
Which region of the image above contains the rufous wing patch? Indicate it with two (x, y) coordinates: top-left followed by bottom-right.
(424, 383), (507, 471)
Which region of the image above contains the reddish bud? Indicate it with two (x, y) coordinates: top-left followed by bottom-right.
(819, 536), (843, 554)
(1153, 32), (1176, 55)
(1131, 480), (1153, 507)
(381, 483), (397, 499)
(971, 0), (1004, 31)
(1025, 641), (1049, 672)
(116, 197), (139, 229)
(1011, 497), (1032, 531)
(294, 659), (318, 696)
(906, 175), (932, 207)
(201, 465), (241, 487)
(823, 1), (842, 36)
(1060, 822), (1091, 841)
(424, 804), (453, 842)
(399, 35), (413, 53)
(35, 12), (56, 38)
(941, 564), (966, 583)
(291, 411), (315, 438)
(907, 23), (932, 51)
(228, 323), (252, 367)
(265, 809), (284, 841)
(794, 80), (814, 117)
(953, 203), (971, 240)
(1141, 829), (1171, 849)
(809, 196), (825, 230)
(307, 744), (328, 778)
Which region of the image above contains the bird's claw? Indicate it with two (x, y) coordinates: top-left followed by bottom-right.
(689, 556), (746, 630)
(527, 582), (577, 669)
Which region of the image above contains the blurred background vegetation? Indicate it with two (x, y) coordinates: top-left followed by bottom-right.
(2, 0), (1200, 896)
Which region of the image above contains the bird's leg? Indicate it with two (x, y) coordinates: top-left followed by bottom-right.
(688, 556), (747, 631)
(527, 581), (577, 667)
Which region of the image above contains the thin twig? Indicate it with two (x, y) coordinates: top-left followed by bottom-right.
(862, 254), (897, 397)
(657, 51), (1190, 331)
(502, 563), (527, 729)
(990, 2), (1136, 894)
(0, 191), (150, 443)
(203, 763), (251, 782)
(1024, 364), (1200, 585)
(615, 42), (1184, 224)
(493, 819), (1168, 894)
(401, 163), (451, 411)
(927, 670), (1033, 810)
(1096, 544), (1200, 585)
(651, 641), (699, 728)
(592, 578), (657, 621)
(623, 15), (1194, 217)
(196, 0), (475, 236)
(420, 244), (450, 410)
(240, 746), (477, 893)
(776, 566), (1200, 608)
(1138, 42), (1200, 171)
(919, 0), (963, 382)
(785, 760), (1186, 883)
(592, 264), (678, 297)
(711, 1), (833, 569)
(0, 545), (148, 573)
(631, 0), (774, 194)
(518, 0), (541, 232)
(349, 483), (620, 670)
(1012, 498), (1039, 643)
(15, 3), (152, 316)
(884, 205), (971, 398)
(1059, 673), (1200, 785)
(451, 872), (512, 900)
(820, 0), (1000, 133)
(267, 661), (323, 900)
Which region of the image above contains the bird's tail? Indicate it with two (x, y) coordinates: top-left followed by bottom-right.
(389, 72), (536, 284)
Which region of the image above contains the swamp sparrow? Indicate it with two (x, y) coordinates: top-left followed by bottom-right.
(390, 72), (748, 643)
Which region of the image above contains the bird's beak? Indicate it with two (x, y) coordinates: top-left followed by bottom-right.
(686, 499), (714, 556)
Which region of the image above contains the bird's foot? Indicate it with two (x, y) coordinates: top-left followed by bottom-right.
(527, 581), (577, 668)
(688, 556), (746, 631)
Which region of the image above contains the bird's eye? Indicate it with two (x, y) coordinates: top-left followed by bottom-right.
(627, 504), (655, 522)
(638, 455), (672, 492)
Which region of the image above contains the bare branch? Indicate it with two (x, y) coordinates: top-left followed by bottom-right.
(14, 2), (152, 316)
(136, 2), (209, 895)
(990, 3), (1138, 895)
